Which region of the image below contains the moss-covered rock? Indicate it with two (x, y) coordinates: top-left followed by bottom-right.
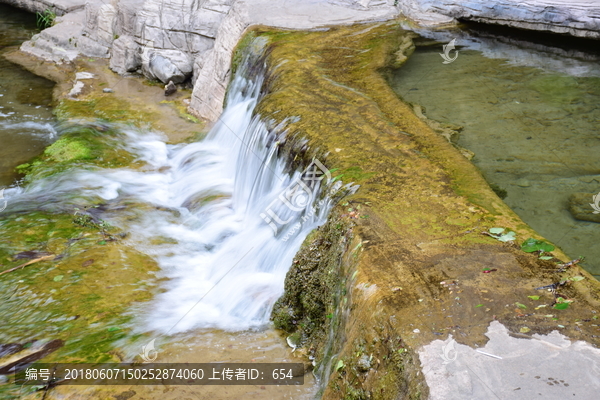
(248, 22), (600, 399)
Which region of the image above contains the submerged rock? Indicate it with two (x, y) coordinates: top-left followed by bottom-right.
(569, 192), (600, 223)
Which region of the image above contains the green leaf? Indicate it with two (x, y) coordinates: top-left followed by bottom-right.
(475, 304), (484, 308)
(521, 238), (555, 253)
(569, 276), (585, 282)
(53, 275), (64, 282)
(489, 227), (505, 235)
(326, 313), (333, 319)
(527, 296), (540, 300)
(515, 302), (527, 309)
(107, 327), (121, 332)
(553, 303), (569, 310)
(336, 360), (345, 371)
(498, 231), (516, 242)
(98, 240), (107, 245)
(520, 327), (531, 333)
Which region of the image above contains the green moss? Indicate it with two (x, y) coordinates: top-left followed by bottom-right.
(489, 183), (508, 199)
(44, 138), (92, 162)
(55, 95), (152, 124)
(0, 211), (159, 367)
(16, 125), (137, 182)
(160, 99), (200, 123)
(272, 208), (353, 349)
(231, 30), (259, 77)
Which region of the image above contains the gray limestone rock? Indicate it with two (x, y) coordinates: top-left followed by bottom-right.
(0, 0), (85, 15)
(110, 35), (141, 74)
(143, 49), (193, 84)
(397, 0), (600, 39)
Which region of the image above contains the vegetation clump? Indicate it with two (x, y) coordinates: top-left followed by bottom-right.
(36, 9), (56, 29)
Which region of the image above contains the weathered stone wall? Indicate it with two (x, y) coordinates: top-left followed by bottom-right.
(5, 0), (600, 121)
(0, 0), (84, 15)
(398, 0), (600, 38)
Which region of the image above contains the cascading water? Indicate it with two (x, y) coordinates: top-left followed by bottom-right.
(3, 39), (349, 334)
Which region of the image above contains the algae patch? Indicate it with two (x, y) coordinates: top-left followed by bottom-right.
(16, 123), (138, 183)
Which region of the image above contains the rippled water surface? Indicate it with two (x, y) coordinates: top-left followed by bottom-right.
(0, 4), (55, 186)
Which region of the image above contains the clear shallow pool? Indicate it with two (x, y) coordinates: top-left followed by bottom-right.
(392, 24), (600, 279)
(0, 4), (56, 187)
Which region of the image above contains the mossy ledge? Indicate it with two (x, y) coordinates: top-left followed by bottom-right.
(244, 23), (600, 398)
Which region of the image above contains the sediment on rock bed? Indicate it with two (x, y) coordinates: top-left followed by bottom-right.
(244, 22), (600, 399)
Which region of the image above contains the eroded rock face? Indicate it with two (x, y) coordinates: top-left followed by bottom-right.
(398, 0), (600, 38)
(7, 0), (600, 120)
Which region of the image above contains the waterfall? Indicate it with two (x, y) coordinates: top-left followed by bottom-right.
(2, 39), (349, 333)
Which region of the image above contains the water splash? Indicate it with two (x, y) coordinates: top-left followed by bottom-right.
(2, 42), (350, 333)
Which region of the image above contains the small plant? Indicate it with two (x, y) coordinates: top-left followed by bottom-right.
(521, 237), (555, 253)
(36, 9), (56, 29)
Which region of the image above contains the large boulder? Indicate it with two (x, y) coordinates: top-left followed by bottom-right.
(109, 35), (141, 74)
(142, 49), (193, 83)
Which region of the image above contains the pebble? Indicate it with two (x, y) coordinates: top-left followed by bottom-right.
(103, 88), (114, 93)
(75, 72), (95, 80)
(357, 354), (371, 372)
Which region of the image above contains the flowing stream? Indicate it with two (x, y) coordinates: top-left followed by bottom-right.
(0, 4), (56, 187)
(4, 40), (338, 332)
(0, 14), (334, 396)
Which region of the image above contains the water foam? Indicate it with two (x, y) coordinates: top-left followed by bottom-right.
(2, 47), (349, 333)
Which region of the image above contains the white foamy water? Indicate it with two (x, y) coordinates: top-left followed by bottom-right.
(0, 120), (57, 139)
(2, 50), (351, 333)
